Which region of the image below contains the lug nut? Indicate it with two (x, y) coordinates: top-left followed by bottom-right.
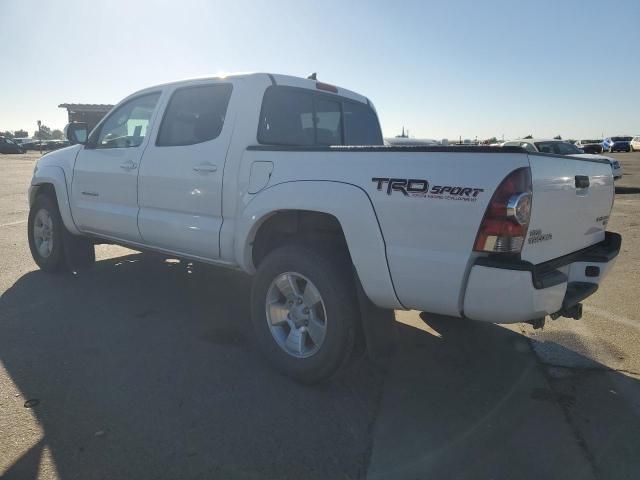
(297, 298), (303, 305)
(303, 307), (309, 314)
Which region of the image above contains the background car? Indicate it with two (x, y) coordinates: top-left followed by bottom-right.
(575, 139), (603, 154)
(602, 136), (632, 152)
(630, 136), (640, 152)
(503, 138), (623, 180)
(0, 136), (26, 154)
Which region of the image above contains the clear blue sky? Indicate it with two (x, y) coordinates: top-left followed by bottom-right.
(1, 0), (638, 140)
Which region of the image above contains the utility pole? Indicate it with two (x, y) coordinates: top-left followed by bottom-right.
(37, 120), (42, 154)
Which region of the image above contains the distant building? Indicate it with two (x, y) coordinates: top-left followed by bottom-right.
(58, 103), (114, 132)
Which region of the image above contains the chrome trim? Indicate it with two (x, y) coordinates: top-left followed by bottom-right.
(506, 192), (531, 225)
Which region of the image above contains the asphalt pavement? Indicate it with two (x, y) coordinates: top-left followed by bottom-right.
(1, 151), (639, 479)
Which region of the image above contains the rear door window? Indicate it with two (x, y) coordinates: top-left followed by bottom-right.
(157, 83), (232, 146)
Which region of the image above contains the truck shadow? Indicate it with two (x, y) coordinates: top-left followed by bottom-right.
(0, 253), (639, 479)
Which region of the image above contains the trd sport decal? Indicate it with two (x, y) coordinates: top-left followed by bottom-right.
(372, 178), (484, 201)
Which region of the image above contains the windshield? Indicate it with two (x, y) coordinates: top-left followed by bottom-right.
(534, 141), (583, 155)
(612, 136), (632, 141)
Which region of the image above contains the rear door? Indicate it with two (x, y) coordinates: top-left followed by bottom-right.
(71, 92), (161, 241)
(521, 154), (614, 264)
(137, 81), (235, 259)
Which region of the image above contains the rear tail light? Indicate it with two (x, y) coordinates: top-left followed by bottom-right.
(474, 167), (532, 253)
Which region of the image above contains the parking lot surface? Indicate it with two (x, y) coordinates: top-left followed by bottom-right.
(1, 151), (639, 479)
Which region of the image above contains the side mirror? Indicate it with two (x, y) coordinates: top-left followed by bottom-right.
(65, 122), (88, 145)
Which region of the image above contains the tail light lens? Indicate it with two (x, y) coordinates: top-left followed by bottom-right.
(474, 167), (532, 253)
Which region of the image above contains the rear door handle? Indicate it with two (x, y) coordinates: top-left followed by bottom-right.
(193, 163), (217, 173)
(120, 160), (138, 171)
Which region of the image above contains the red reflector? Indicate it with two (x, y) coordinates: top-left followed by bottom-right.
(316, 82), (338, 93)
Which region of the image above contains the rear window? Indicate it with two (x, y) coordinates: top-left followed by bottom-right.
(258, 86), (382, 146)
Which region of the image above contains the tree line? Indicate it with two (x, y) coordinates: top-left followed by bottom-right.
(1, 127), (64, 140)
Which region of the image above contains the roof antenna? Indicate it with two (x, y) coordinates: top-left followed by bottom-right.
(307, 72), (317, 80)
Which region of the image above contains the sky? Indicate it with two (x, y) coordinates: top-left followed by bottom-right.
(1, 0), (638, 140)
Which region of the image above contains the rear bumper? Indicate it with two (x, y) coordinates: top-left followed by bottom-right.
(463, 232), (621, 323)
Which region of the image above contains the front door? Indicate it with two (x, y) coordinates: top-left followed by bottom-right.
(71, 92), (161, 242)
(137, 81), (234, 259)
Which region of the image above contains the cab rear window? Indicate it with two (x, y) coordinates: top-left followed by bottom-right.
(257, 86), (383, 146)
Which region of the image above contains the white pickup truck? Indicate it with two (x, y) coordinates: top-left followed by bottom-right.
(28, 73), (621, 382)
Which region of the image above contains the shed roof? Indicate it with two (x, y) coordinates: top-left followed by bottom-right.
(58, 103), (114, 112)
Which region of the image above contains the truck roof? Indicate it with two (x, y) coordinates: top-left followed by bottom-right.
(134, 72), (370, 105)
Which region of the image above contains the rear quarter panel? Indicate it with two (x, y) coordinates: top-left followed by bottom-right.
(240, 149), (529, 315)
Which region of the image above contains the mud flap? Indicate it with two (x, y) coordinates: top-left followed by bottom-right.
(62, 229), (95, 273)
(355, 278), (397, 364)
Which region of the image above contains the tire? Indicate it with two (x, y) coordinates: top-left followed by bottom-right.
(28, 194), (67, 272)
(251, 245), (357, 383)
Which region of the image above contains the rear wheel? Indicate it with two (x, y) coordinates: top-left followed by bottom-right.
(251, 245), (357, 383)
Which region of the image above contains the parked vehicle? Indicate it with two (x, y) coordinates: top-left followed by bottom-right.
(575, 139), (603, 154)
(503, 139), (623, 180)
(13, 137), (33, 146)
(28, 74), (621, 382)
(602, 136), (632, 152)
(630, 136), (640, 152)
(0, 136), (26, 154)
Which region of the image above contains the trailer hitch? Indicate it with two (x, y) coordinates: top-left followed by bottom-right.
(550, 303), (583, 321)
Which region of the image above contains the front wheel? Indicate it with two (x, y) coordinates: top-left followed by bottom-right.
(28, 194), (67, 272)
(251, 245), (358, 383)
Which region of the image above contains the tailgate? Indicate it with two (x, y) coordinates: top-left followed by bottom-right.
(522, 154), (614, 264)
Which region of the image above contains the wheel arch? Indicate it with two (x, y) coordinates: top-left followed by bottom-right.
(30, 165), (80, 235)
(235, 181), (402, 309)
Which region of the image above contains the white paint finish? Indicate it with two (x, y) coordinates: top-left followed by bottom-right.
(240, 149), (528, 315)
(235, 181), (402, 309)
(69, 92), (164, 242)
(566, 258), (617, 284)
(522, 155), (614, 264)
(247, 161), (273, 194)
(27, 72), (620, 322)
(30, 165), (81, 235)
(464, 266), (567, 323)
(137, 79), (238, 259)
(71, 146), (146, 242)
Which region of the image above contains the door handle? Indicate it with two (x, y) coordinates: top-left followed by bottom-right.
(120, 160), (138, 171)
(193, 163), (217, 173)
